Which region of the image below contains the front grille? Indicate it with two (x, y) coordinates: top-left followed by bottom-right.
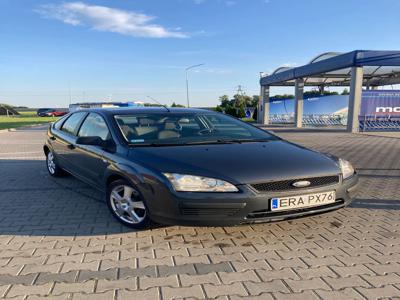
(180, 208), (241, 217)
(251, 175), (340, 192)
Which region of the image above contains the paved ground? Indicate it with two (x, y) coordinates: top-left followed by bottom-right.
(0, 125), (399, 300)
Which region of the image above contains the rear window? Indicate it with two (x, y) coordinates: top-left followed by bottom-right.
(78, 113), (111, 141)
(61, 112), (87, 136)
(53, 114), (69, 130)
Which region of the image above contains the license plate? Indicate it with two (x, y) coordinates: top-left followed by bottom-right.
(271, 191), (336, 212)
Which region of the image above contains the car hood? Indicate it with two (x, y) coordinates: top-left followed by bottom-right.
(128, 140), (340, 184)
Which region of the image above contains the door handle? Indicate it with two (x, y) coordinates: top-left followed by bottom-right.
(67, 144), (75, 150)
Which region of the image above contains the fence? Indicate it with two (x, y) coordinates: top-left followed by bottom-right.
(359, 115), (400, 132)
(269, 114), (345, 127)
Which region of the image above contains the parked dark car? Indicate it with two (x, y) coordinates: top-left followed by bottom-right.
(37, 108), (53, 117)
(44, 108), (358, 229)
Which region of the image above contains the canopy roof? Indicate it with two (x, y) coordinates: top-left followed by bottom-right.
(260, 50), (400, 87)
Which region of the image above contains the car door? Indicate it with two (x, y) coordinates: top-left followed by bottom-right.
(74, 113), (112, 189)
(52, 112), (88, 172)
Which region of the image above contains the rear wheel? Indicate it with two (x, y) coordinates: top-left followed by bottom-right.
(46, 151), (66, 177)
(107, 179), (152, 229)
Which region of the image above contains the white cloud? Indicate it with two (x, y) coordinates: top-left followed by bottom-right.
(36, 2), (188, 38)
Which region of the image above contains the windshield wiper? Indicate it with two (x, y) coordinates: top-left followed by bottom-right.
(229, 138), (272, 143)
(194, 138), (271, 144)
(129, 139), (272, 147)
(130, 143), (186, 147)
(130, 140), (237, 147)
(186, 140), (240, 145)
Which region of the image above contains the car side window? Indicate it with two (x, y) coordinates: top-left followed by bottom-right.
(53, 114), (69, 130)
(61, 112), (87, 136)
(78, 113), (111, 141)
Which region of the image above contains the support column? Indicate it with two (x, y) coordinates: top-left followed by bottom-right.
(347, 66), (364, 133)
(294, 79), (304, 128)
(258, 85), (270, 124)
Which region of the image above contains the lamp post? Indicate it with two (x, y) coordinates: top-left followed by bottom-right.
(185, 63), (204, 107)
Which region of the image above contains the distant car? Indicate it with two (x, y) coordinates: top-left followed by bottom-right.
(37, 108), (53, 117)
(44, 108), (358, 229)
(45, 110), (67, 117)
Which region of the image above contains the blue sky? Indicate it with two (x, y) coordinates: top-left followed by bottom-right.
(1, 0), (400, 108)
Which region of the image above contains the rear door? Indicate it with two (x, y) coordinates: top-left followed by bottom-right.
(52, 112), (88, 172)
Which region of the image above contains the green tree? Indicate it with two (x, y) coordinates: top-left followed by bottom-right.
(224, 105), (237, 117)
(251, 95), (259, 107)
(237, 105), (246, 118)
(219, 95), (230, 108)
(216, 94), (259, 118)
(171, 102), (185, 108)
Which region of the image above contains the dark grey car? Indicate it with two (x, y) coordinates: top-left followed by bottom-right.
(44, 108), (358, 229)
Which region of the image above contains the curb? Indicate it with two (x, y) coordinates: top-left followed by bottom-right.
(0, 123), (51, 133)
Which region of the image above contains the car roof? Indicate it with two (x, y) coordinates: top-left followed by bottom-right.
(75, 107), (213, 116)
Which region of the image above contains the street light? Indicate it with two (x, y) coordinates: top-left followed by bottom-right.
(185, 63), (204, 107)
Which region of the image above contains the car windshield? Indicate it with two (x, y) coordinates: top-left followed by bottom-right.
(114, 112), (278, 146)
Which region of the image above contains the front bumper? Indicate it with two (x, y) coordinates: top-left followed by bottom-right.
(145, 174), (359, 226)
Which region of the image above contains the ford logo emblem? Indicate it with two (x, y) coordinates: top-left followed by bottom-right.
(292, 180), (311, 188)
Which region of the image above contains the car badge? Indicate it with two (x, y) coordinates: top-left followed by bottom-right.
(292, 180), (311, 188)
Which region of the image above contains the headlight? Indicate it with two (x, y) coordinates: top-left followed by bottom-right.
(163, 173), (238, 192)
(339, 158), (355, 179)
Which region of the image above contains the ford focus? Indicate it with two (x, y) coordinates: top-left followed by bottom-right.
(44, 108), (358, 229)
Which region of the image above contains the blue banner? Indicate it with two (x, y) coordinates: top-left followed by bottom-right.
(361, 90), (400, 116)
(269, 95), (349, 115)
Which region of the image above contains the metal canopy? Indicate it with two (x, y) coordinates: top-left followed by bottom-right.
(260, 50), (400, 87)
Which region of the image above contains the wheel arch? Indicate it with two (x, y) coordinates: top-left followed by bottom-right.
(106, 173), (128, 187)
(43, 145), (50, 155)
(103, 162), (145, 189)
(104, 170), (142, 191)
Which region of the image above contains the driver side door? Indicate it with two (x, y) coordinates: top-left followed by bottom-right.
(73, 113), (112, 189)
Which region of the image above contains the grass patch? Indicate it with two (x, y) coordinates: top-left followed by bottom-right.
(0, 115), (58, 130)
(241, 117), (255, 122)
(17, 110), (38, 116)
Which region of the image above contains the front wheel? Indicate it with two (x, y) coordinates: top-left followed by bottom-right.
(107, 179), (152, 229)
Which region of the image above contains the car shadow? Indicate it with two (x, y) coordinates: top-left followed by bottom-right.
(0, 158), (398, 237)
(0, 159), (169, 236)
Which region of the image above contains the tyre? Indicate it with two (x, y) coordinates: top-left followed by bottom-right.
(107, 179), (152, 229)
(46, 151), (66, 177)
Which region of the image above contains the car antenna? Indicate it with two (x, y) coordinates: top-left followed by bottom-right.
(146, 96), (170, 112)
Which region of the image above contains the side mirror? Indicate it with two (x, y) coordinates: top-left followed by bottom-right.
(76, 136), (104, 146)
(76, 136), (116, 153)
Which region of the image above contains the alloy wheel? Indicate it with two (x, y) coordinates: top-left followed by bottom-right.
(109, 185), (146, 224)
(47, 152), (56, 174)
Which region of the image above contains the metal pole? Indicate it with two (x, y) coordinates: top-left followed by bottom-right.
(185, 64), (204, 108)
(186, 70), (190, 108)
(294, 78), (304, 128)
(347, 66), (364, 133)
